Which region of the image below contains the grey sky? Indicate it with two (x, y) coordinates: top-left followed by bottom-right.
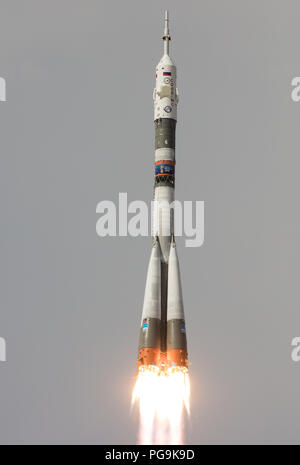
(0, 0), (300, 444)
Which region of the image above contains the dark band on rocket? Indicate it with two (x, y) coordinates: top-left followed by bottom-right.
(155, 118), (176, 149)
(138, 318), (161, 351)
(166, 319), (187, 351)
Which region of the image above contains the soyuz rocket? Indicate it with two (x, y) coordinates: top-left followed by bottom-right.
(137, 12), (188, 371)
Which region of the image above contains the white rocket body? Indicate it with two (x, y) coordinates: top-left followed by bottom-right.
(152, 17), (178, 263)
(138, 12), (188, 370)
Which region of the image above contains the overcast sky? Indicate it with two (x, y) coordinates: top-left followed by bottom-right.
(0, 0), (300, 444)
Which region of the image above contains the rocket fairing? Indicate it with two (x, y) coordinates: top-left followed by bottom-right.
(137, 12), (188, 371)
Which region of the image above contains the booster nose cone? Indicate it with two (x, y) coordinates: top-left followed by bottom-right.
(141, 238), (162, 322)
(137, 238), (162, 369)
(167, 241), (185, 321)
(167, 240), (188, 367)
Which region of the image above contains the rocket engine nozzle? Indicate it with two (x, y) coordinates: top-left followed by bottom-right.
(137, 349), (188, 372)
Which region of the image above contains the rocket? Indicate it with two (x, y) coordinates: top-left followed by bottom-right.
(137, 12), (188, 371)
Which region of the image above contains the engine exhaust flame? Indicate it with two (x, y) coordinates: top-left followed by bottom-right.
(132, 366), (190, 445)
